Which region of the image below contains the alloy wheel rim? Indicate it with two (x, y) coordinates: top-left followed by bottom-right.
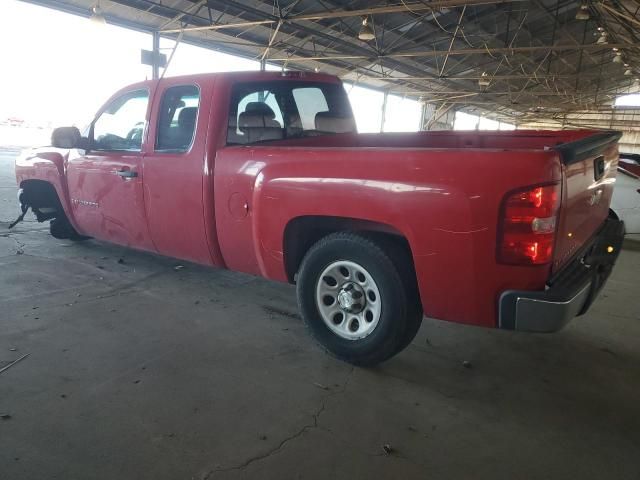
(315, 260), (382, 340)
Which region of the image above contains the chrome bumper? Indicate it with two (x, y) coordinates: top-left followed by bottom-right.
(499, 216), (625, 333)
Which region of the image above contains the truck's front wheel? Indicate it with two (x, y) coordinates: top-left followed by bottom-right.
(50, 217), (89, 241)
(297, 232), (421, 366)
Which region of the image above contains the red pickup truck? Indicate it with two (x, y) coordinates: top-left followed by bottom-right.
(14, 71), (624, 365)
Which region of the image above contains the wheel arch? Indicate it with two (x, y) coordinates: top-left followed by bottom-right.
(19, 179), (65, 221)
(282, 215), (417, 285)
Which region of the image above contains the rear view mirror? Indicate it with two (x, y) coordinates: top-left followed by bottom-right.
(51, 126), (82, 149)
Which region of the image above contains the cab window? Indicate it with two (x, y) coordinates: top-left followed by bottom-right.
(155, 85), (200, 152)
(227, 81), (355, 145)
(92, 90), (149, 152)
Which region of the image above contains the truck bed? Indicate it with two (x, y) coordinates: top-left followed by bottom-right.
(264, 129), (607, 151)
(262, 128), (621, 275)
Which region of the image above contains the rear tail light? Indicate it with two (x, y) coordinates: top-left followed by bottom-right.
(498, 183), (561, 265)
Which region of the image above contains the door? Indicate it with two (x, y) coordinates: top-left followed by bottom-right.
(66, 89), (155, 251)
(142, 81), (215, 265)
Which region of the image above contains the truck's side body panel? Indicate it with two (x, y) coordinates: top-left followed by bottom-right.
(143, 76), (218, 265)
(66, 149), (155, 250)
(214, 144), (562, 328)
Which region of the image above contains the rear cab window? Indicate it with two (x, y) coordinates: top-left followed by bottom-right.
(227, 81), (355, 145)
(155, 85), (200, 152)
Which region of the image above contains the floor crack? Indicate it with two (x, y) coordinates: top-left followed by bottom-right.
(0, 230), (26, 254)
(201, 366), (354, 479)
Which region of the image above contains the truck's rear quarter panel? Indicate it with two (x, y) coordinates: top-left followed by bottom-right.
(215, 140), (563, 328)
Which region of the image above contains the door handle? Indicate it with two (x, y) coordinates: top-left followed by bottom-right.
(115, 169), (138, 178)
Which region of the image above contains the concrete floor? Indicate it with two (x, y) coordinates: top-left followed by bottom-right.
(1, 146), (639, 480)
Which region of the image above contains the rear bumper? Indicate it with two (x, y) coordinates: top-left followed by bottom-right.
(499, 217), (625, 332)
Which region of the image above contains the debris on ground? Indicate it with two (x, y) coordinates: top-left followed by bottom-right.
(600, 347), (618, 357)
(9, 348), (16, 352)
(174, 265), (185, 271)
(117, 258), (125, 264)
(258, 434), (268, 441)
(462, 360), (472, 369)
(0, 414), (12, 420)
(382, 444), (394, 455)
(8, 207), (29, 229)
(407, 426), (417, 432)
(313, 382), (329, 390)
(0, 353), (31, 375)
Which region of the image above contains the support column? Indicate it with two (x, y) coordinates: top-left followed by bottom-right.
(419, 102), (427, 131)
(380, 91), (389, 133)
(152, 31), (160, 80)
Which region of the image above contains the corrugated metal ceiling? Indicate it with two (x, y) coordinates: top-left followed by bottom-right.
(20, 0), (640, 127)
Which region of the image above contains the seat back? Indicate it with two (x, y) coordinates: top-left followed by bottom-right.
(238, 102), (283, 143)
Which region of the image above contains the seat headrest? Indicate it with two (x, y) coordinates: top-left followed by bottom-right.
(244, 102), (276, 119)
(178, 107), (197, 130)
(314, 111), (356, 134)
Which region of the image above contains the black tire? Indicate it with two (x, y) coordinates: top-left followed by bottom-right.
(364, 233), (423, 353)
(296, 232), (420, 366)
(382, 238), (423, 354)
(50, 218), (90, 241)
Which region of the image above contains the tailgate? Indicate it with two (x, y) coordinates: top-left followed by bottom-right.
(552, 131), (622, 273)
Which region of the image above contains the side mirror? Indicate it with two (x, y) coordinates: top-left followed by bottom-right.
(51, 126), (82, 149)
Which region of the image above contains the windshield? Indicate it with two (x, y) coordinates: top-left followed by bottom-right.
(227, 81), (356, 145)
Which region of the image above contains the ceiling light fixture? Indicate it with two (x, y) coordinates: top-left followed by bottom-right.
(575, 4), (590, 21)
(478, 72), (490, 87)
(596, 31), (608, 44)
(613, 52), (623, 63)
(358, 16), (375, 41)
(624, 68), (633, 76)
(89, 4), (106, 25)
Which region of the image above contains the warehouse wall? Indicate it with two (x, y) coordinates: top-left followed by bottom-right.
(620, 131), (640, 154)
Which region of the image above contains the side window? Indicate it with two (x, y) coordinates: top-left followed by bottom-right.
(292, 87), (328, 130)
(93, 90), (149, 152)
(228, 90), (284, 145)
(155, 85), (200, 152)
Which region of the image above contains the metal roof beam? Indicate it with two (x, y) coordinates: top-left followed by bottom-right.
(268, 43), (638, 62)
(161, 0), (527, 33)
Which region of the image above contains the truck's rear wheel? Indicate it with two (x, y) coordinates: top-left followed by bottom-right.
(296, 232), (421, 366)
